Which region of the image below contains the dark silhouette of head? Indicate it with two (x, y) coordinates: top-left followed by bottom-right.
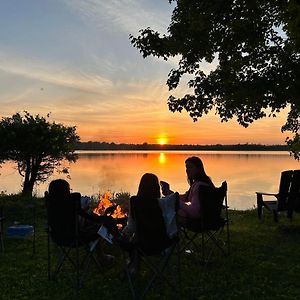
(137, 173), (161, 199)
(185, 156), (213, 186)
(48, 179), (71, 199)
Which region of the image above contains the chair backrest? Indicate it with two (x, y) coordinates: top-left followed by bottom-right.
(130, 195), (173, 255)
(45, 191), (81, 246)
(288, 170), (300, 212)
(277, 170), (294, 211)
(200, 181), (227, 230)
(278, 170), (293, 195)
(278, 170), (294, 195)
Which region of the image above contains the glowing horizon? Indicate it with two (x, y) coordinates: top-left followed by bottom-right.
(0, 1), (292, 146)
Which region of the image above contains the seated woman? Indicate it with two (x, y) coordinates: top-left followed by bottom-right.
(160, 156), (215, 225)
(122, 173), (175, 273)
(46, 179), (118, 263)
(123, 173), (172, 253)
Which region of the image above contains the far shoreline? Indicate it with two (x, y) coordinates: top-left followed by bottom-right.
(75, 142), (288, 152)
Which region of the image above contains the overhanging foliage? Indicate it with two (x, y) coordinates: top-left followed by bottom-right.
(130, 0), (300, 158)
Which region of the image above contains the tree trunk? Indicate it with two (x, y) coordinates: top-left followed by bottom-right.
(21, 158), (38, 197)
(22, 179), (35, 197)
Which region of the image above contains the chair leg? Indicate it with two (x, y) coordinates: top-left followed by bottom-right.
(32, 205), (36, 255)
(257, 194), (264, 219)
(176, 240), (182, 299)
(76, 243), (80, 289)
(125, 244), (180, 300)
(273, 210), (279, 222)
(226, 220), (230, 256)
(0, 207), (5, 253)
(179, 229), (198, 254)
(0, 232), (4, 252)
(201, 231), (205, 263)
(47, 230), (51, 280)
(287, 209), (293, 220)
(0, 221), (4, 252)
(26, 204), (36, 256)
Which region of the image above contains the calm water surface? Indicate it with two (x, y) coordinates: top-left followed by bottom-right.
(1, 150), (299, 210)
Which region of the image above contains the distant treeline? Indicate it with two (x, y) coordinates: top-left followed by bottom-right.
(76, 142), (288, 151)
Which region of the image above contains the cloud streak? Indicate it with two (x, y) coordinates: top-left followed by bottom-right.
(0, 50), (113, 94)
(64, 0), (172, 35)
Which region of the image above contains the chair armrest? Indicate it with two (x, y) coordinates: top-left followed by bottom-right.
(256, 192), (278, 196)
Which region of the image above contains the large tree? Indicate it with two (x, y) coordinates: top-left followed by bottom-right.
(0, 112), (80, 196)
(130, 0), (300, 158)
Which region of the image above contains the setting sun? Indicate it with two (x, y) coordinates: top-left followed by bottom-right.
(157, 137), (168, 145)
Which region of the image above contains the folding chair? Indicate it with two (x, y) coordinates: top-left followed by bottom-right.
(286, 170), (300, 219)
(256, 170), (300, 222)
(124, 193), (181, 299)
(180, 181), (230, 265)
(45, 191), (102, 289)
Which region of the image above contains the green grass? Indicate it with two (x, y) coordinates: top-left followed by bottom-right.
(1, 195), (300, 300)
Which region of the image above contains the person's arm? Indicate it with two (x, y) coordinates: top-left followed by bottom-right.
(179, 191), (189, 202)
(79, 208), (99, 221)
(71, 192), (93, 220)
(160, 180), (189, 202)
(160, 181), (174, 196)
(73, 193), (107, 223)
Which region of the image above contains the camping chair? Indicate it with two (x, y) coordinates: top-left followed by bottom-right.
(0, 206), (5, 252)
(45, 191), (103, 289)
(180, 181), (230, 265)
(286, 170), (300, 219)
(124, 193), (181, 300)
(256, 170), (294, 222)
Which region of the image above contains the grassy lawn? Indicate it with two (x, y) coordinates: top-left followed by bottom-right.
(1, 195), (300, 300)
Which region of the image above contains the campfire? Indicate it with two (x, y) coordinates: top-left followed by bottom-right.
(93, 191), (128, 219)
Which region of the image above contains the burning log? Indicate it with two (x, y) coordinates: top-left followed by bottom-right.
(93, 191), (128, 220)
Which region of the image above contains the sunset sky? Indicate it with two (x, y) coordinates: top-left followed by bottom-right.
(0, 0), (290, 145)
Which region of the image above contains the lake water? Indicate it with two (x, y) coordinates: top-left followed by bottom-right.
(0, 150), (299, 210)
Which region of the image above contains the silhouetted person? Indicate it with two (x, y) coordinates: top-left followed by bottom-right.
(46, 179), (117, 264)
(161, 156), (215, 223)
(123, 173), (172, 273)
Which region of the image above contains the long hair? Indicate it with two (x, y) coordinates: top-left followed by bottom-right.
(137, 173), (161, 199)
(185, 156), (214, 186)
(48, 179), (70, 199)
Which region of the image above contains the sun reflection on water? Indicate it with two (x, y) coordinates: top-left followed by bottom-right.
(159, 152), (166, 164)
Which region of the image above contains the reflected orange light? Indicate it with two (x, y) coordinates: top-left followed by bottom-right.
(159, 152), (166, 164)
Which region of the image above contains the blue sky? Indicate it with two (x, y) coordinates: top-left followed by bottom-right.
(0, 0), (289, 144)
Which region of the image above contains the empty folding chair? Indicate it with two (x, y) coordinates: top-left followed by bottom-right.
(180, 181), (230, 265)
(256, 170), (293, 222)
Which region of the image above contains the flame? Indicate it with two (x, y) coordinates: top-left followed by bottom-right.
(93, 191), (127, 219)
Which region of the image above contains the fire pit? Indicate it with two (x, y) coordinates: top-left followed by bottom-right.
(92, 191), (128, 227)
